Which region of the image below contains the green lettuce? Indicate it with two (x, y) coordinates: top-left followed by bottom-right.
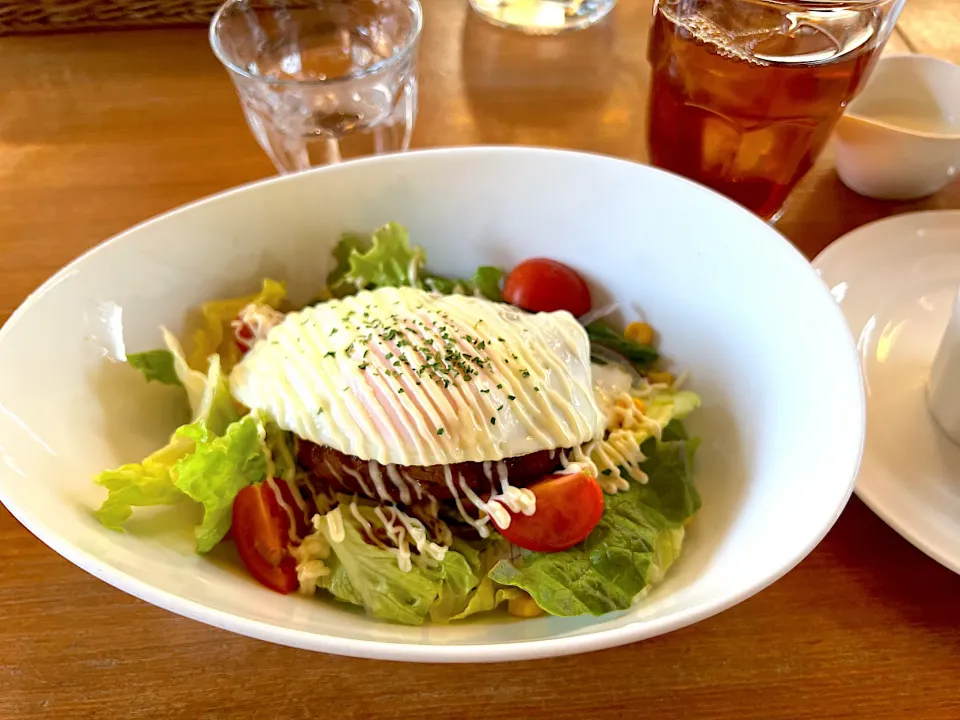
(449, 537), (523, 621)
(587, 321), (659, 369)
(127, 350), (181, 386)
(264, 421), (298, 483)
(646, 389), (700, 428)
(489, 434), (699, 616)
(161, 327), (210, 416)
(171, 415), (268, 552)
(311, 507), (480, 626)
(469, 266), (505, 302)
(94, 435), (195, 531)
(327, 222), (504, 301)
(94, 353), (258, 552)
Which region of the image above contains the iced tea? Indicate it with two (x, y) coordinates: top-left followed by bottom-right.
(646, 0), (902, 220)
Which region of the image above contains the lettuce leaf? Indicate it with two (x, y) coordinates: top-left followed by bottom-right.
(127, 350), (181, 386)
(189, 278), (286, 372)
(451, 577), (523, 620)
(264, 421), (298, 483)
(637, 430), (701, 524)
(327, 222), (503, 301)
(587, 322), (659, 368)
(172, 415), (268, 552)
(94, 355), (247, 551)
(429, 537), (489, 622)
(344, 222), (420, 290)
(161, 327), (209, 415)
(328, 232), (372, 297)
(312, 507), (480, 626)
(94, 435), (194, 530)
(469, 266), (505, 302)
(449, 537), (523, 621)
(489, 436), (698, 616)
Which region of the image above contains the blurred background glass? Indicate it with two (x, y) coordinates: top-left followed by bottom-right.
(469, 0), (615, 35)
(646, 0), (905, 221)
(211, 0), (421, 173)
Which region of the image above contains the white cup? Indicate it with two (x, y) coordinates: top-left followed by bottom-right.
(834, 54), (960, 201)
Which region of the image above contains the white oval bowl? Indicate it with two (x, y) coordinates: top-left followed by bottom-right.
(0, 147), (863, 662)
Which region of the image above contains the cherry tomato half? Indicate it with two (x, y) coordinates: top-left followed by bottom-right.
(503, 259), (592, 317)
(492, 472), (605, 553)
(234, 322), (256, 353)
(232, 482), (299, 594)
(233, 305), (286, 354)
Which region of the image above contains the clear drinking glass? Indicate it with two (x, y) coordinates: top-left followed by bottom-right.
(469, 0), (615, 35)
(646, 0), (905, 221)
(210, 0), (422, 172)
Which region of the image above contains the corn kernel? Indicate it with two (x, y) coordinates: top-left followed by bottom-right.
(647, 370), (675, 386)
(633, 397), (647, 413)
(507, 594), (544, 618)
(625, 321), (654, 345)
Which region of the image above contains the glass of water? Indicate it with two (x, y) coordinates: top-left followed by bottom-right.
(210, 0), (422, 172)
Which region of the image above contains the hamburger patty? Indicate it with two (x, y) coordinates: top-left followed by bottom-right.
(297, 441), (564, 504)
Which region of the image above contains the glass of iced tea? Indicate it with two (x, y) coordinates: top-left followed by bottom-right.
(646, 0), (905, 221)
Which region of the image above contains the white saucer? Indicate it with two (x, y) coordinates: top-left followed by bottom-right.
(814, 210), (960, 575)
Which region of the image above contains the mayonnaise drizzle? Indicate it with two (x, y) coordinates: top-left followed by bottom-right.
(459, 476), (536, 531)
(443, 466), (490, 538)
(232, 303), (285, 348)
(385, 464), (412, 505)
(574, 390), (667, 494)
(366, 461), (392, 502)
(372, 504), (448, 572)
(349, 499), (372, 531)
(265, 476), (301, 544)
(343, 466), (374, 497)
(399, 469), (425, 500)
(326, 505), (346, 543)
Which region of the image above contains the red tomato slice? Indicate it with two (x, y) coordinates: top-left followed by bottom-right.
(492, 472), (605, 552)
(503, 258), (592, 317)
(232, 482), (299, 594)
(234, 322), (255, 353)
(232, 305), (286, 354)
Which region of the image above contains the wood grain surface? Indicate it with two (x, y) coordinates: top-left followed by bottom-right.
(2, 1), (960, 718)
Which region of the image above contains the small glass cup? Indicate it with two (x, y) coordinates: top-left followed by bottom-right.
(210, 0), (422, 173)
(645, 0), (905, 221)
(469, 0), (615, 35)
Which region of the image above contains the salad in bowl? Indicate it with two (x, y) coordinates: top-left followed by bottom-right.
(96, 222), (701, 625)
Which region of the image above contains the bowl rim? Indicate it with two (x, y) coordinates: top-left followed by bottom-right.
(0, 146), (866, 662)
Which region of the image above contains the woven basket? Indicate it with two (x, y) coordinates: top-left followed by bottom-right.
(0, 0), (224, 34)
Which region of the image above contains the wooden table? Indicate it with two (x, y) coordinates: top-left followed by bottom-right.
(2, 2), (959, 718)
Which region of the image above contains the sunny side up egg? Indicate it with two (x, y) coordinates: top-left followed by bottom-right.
(229, 286), (607, 467)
